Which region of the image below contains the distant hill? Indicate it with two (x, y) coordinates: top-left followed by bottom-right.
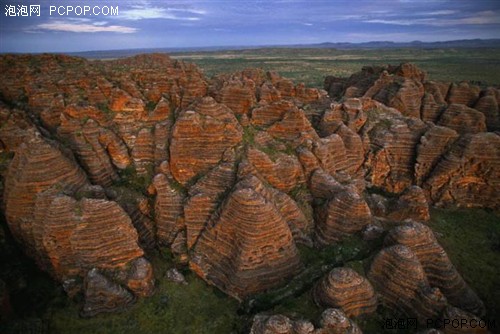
(296, 39), (500, 49)
(67, 38), (500, 59)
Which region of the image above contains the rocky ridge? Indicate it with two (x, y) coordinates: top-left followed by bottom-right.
(0, 54), (497, 330)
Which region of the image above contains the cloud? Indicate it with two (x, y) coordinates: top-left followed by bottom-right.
(364, 19), (432, 26)
(423, 10), (457, 16)
(119, 4), (205, 21)
(364, 10), (500, 26)
(34, 21), (137, 33)
(167, 8), (207, 15)
(302, 22), (313, 26)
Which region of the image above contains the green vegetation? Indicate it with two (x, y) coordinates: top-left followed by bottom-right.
(47, 256), (242, 334)
(1, 206), (499, 333)
(172, 47), (500, 88)
(0, 151), (14, 174)
(145, 101), (156, 112)
(96, 102), (114, 121)
(242, 125), (257, 146)
(114, 165), (153, 194)
(428, 208), (500, 323)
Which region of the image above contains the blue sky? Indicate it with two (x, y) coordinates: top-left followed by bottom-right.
(1, 0), (500, 52)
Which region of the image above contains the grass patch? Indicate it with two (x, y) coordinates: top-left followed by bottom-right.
(428, 207), (500, 323)
(114, 166), (152, 194)
(242, 125), (257, 146)
(173, 48), (500, 89)
(47, 254), (241, 334)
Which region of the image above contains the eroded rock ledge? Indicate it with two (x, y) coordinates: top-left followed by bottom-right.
(0, 54), (497, 326)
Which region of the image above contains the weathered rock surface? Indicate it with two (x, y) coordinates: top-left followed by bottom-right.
(251, 100), (296, 127)
(474, 89), (500, 131)
(368, 245), (447, 322)
(423, 132), (500, 210)
(184, 156), (237, 249)
(367, 185), (431, 223)
(150, 173), (185, 246)
(317, 308), (363, 334)
(313, 267), (377, 317)
(415, 125), (459, 185)
(33, 193), (145, 277)
(169, 97), (243, 185)
(363, 109), (428, 193)
(190, 175), (302, 300)
(247, 147), (305, 192)
(81, 268), (136, 317)
(385, 222), (484, 315)
(437, 104), (487, 135)
(440, 306), (489, 334)
(315, 185), (372, 245)
(3, 133), (88, 252)
(0, 55), (498, 322)
(165, 268), (187, 285)
(250, 309), (362, 334)
(446, 82), (480, 107)
(250, 314), (295, 334)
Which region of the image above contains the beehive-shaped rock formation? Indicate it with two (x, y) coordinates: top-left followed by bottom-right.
(385, 186), (431, 223)
(474, 88), (500, 131)
(317, 308), (363, 334)
(423, 132), (500, 210)
(151, 173), (185, 246)
(415, 125), (459, 185)
(251, 100), (296, 127)
(437, 104), (486, 135)
(3, 133), (88, 252)
(185, 156), (237, 249)
(247, 147), (305, 192)
(169, 97), (243, 185)
(364, 110), (428, 193)
(190, 175), (302, 300)
(313, 267), (377, 318)
(315, 186), (372, 245)
(81, 268), (136, 317)
(368, 245), (447, 321)
(385, 222), (484, 315)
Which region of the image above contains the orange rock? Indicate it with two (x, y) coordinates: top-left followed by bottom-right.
(247, 147), (305, 192)
(190, 175), (302, 300)
(423, 133), (500, 210)
(313, 267), (377, 317)
(251, 100), (296, 127)
(185, 158), (236, 249)
(4, 133), (87, 251)
(151, 173), (184, 246)
(364, 110), (428, 193)
(267, 107), (319, 146)
(218, 78), (257, 115)
(169, 97), (243, 185)
(368, 245), (447, 322)
(315, 185), (371, 245)
(385, 222), (484, 315)
(437, 104), (486, 134)
(474, 91), (500, 131)
(446, 82), (480, 107)
(415, 125), (459, 185)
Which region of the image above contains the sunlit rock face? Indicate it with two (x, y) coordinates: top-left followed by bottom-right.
(313, 267), (377, 318)
(169, 97), (243, 185)
(385, 222), (484, 315)
(190, 175), (303, 300)
(0, 55), (496, 320)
